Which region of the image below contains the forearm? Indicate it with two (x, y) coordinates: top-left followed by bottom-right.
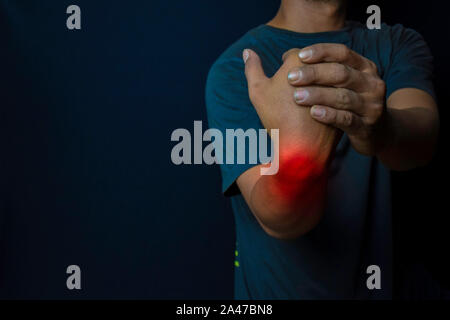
(377, 106), (439, 170)
(240, 48), (341, 239)
(248, 144), (330, 239)
(248, 116), (340, 239)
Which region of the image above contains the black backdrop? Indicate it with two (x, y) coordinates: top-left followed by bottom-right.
(347, 1), (450, 296)
(0, 0), (448, 299)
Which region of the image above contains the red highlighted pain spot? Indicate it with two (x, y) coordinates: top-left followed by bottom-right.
(269, 145), (327, 206)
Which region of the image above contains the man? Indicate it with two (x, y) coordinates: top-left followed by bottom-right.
(205, 0), (439, 299)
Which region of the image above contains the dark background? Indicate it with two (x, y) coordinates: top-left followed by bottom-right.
(0, 0), (448, 299)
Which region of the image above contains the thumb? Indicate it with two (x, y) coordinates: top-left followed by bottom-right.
(243, 49), (268, 89)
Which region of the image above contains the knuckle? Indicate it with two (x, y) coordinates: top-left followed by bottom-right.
(323, 108), (334, 123)
(364, 117), (376, 127)
(368, 60), (378, 73)
(372, 102), (384, 118)
(332, 64), (350, 84)
(365, 103), (383, 125)
(341, 112), (353, 127)
(336, 88), (351, 108)
(374, 78), (386, 95)
(308, 65), (318, 82)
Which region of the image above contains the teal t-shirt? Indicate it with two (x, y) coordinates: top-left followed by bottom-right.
(205, 22), (434, 299)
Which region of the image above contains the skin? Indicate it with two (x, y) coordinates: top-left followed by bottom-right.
(237, 0), (439, 239)
(241, 49), (340, 239)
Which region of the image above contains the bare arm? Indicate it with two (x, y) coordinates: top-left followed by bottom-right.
(237, 49), (340, 239)
(376, 88), (439, 170)
(286, 44), (439, 171)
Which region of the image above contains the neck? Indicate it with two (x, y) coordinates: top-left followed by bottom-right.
(267, 0), (346, 33)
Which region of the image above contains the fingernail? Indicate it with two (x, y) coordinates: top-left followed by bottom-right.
(288, 70), (303, 83)
(311, 106), (326, 118)
(299, 49), (312, 60)
(243, 49), (250, 63)
(288, 71), (300, 82)
(294, 89), (309, 103)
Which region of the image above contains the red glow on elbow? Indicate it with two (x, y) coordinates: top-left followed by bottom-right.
(269, 144), (327, 206)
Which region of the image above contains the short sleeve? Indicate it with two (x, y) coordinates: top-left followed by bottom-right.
(384, 25), (435, 99)
(205, 56), (265, 196)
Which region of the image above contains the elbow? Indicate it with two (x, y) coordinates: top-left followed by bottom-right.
(262, 179), (327, 240)
(257, 197), (326, 240)
(262, 209), (324, 240)
(250, 156), (329, 240)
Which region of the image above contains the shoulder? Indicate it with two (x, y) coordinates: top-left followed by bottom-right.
(350, 21), (424, 45)
(206, 25), (267, 88)
(379, 23), (428, 54)
(384, 23), (425, 43)
(351, 22), (434, 98)
(357, 22), (428, 57)
(349, 22), (430, 76)
(205, 26), (272, 126)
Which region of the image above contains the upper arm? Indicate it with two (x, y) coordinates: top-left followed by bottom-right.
(387, 87), (439, 143)
(382, 26), (439, 161)
(387, 88), (437, 111)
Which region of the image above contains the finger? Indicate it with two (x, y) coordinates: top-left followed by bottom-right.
(310, 105), (362, 133)
(287, 63), (371, 92)
(293, 87), (364, 115)
(298, 43), (376, 73)
(282, 48), (301, 62)
(273, 48), (304, 78)
(243, 49), (269, 90)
